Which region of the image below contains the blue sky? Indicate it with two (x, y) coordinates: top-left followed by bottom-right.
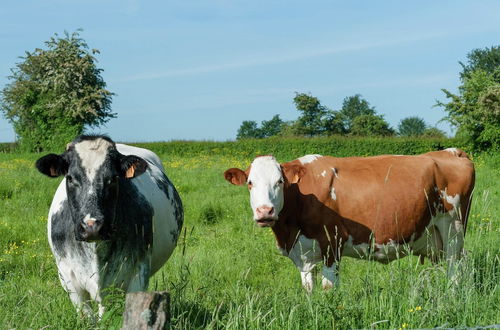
(1, 1), (499, 142)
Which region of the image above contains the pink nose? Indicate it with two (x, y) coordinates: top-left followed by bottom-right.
(256, 206), (274, 219)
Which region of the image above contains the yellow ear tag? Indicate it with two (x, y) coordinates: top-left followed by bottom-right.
(125, 165), (135, 179)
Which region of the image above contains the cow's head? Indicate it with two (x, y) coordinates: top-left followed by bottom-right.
(35, 135), (148, 242)
(224, 156), (305, 227)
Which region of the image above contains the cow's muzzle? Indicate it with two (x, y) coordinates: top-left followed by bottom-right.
(255, 206), (277, 227)
(77, 219), (103, 242)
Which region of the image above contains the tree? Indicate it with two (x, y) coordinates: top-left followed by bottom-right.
(350, 114), (394, 136)
(437, 46), (500, 151)
(398, 116), (427, 136)
(422, 127), (447, 138)
(293, 93), (328, 136)
(339, 94), (376, 132)
(0, 30), (114, 151)
(460, 46), (500, 82)
(323, 110), (347, 135)
(236, 120), (262, 139)
(260, 115), (284, 137)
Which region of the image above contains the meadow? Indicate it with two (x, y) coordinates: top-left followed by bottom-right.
(0, 138), (498, 329)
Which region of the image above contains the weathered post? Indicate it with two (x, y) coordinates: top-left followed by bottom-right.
(121, 291), (170, 330)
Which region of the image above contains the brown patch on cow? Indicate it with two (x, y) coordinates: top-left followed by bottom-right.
(224, 168), (248, 185)
(281, 163), (306, 184)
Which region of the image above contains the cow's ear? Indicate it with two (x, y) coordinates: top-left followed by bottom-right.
(35, 154), (69, 178)
(121, 155), (148, 179)
(281, 163), (306, 184)
(224, 168), (247, 185)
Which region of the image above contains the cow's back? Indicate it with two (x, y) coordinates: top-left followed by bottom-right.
(116, 144), (183, 274)
(294, 152), (473, 245)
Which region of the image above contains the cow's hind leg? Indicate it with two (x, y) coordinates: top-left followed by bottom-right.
(436, 215), (465, 281)
(321, 263), (339, 290)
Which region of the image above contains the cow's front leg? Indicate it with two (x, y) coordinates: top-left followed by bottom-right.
(299, 263), (316, 293)
(321, 263), (339, 290)
(126, 261), (151, 293)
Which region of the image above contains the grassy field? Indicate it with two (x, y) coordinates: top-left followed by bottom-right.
(0, 145), (498, 329)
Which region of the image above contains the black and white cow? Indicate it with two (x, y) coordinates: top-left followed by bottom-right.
(35, 135), (183, 316)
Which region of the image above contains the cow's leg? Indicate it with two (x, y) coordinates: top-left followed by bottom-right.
(56, 264), (93, 316)
(436, 213), (465, 281)
(298, 262), (316, 293)
(127, 261), (151, 293)
(444, 220), (465, 280)
(321, 263), (339, 290)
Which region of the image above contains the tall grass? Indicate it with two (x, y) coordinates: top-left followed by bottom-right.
(0, 144), (498, 329)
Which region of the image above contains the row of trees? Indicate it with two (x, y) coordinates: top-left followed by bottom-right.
(237, 93), (445, 139)
(0, 29), (497, 152)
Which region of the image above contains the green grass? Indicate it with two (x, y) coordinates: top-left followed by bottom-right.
(0, 148), (498, 329)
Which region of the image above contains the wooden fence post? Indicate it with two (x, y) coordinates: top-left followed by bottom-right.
(121, 291), (170, 330)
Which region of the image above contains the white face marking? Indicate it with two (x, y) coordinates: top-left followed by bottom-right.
(74, 138), (113, 181)
(320, 170), (326, 177)
(298, 154), (322, 164)
(332, 167), (339, 178)
(330, 187), (337, 200)
(247, 156), (284, 220)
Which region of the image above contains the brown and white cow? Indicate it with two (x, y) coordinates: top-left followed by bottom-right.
(224, 148), (475, 292)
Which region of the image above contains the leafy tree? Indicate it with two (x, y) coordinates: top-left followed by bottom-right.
(323, 110), (347, 135)
(422, 127), (447, 138)
(236, 120), (262, 139)
(293, 93), (327, 136)
(350, 114), (394, 136)
(460, 46), (500, 81)
(438, 46), (500, 151)
(398, 116), (427, 136)
(277, 120), (302, 137)
(0, 30), (114, 151)
(339, 94), (376, 132)
(260, 115), (284, 137)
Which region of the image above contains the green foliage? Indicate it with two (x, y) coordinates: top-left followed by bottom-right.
(339, 94), (376, 131)
(236, 93), (396, 139)
(293, 93), (328, 136)
(237, 120), (262, 139)
(237, 115), (285, 140)
(260, 114), (284, 137)
(438, 46), (500, 151)
(0, 149), (499, 329)
(350, 114), (395, 136)
(422, 127), (447, 138)
(398, 116), (427, 136)
(133, 136), (465, 162)
(0, 30), (114, 151)
(460, 46), (500, 81)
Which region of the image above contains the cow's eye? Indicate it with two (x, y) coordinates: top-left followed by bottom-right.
(248, 180), (252, 185)
(106, 176), (119, 185)
(277, 178), (284, 186)
(66, 175), (79, 187)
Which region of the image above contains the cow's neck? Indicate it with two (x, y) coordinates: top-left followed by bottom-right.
(271, 184), (302, 253)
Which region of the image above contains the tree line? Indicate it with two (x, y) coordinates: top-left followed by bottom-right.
(0, 30), (498, 152)
(237, 93), (444, 140)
